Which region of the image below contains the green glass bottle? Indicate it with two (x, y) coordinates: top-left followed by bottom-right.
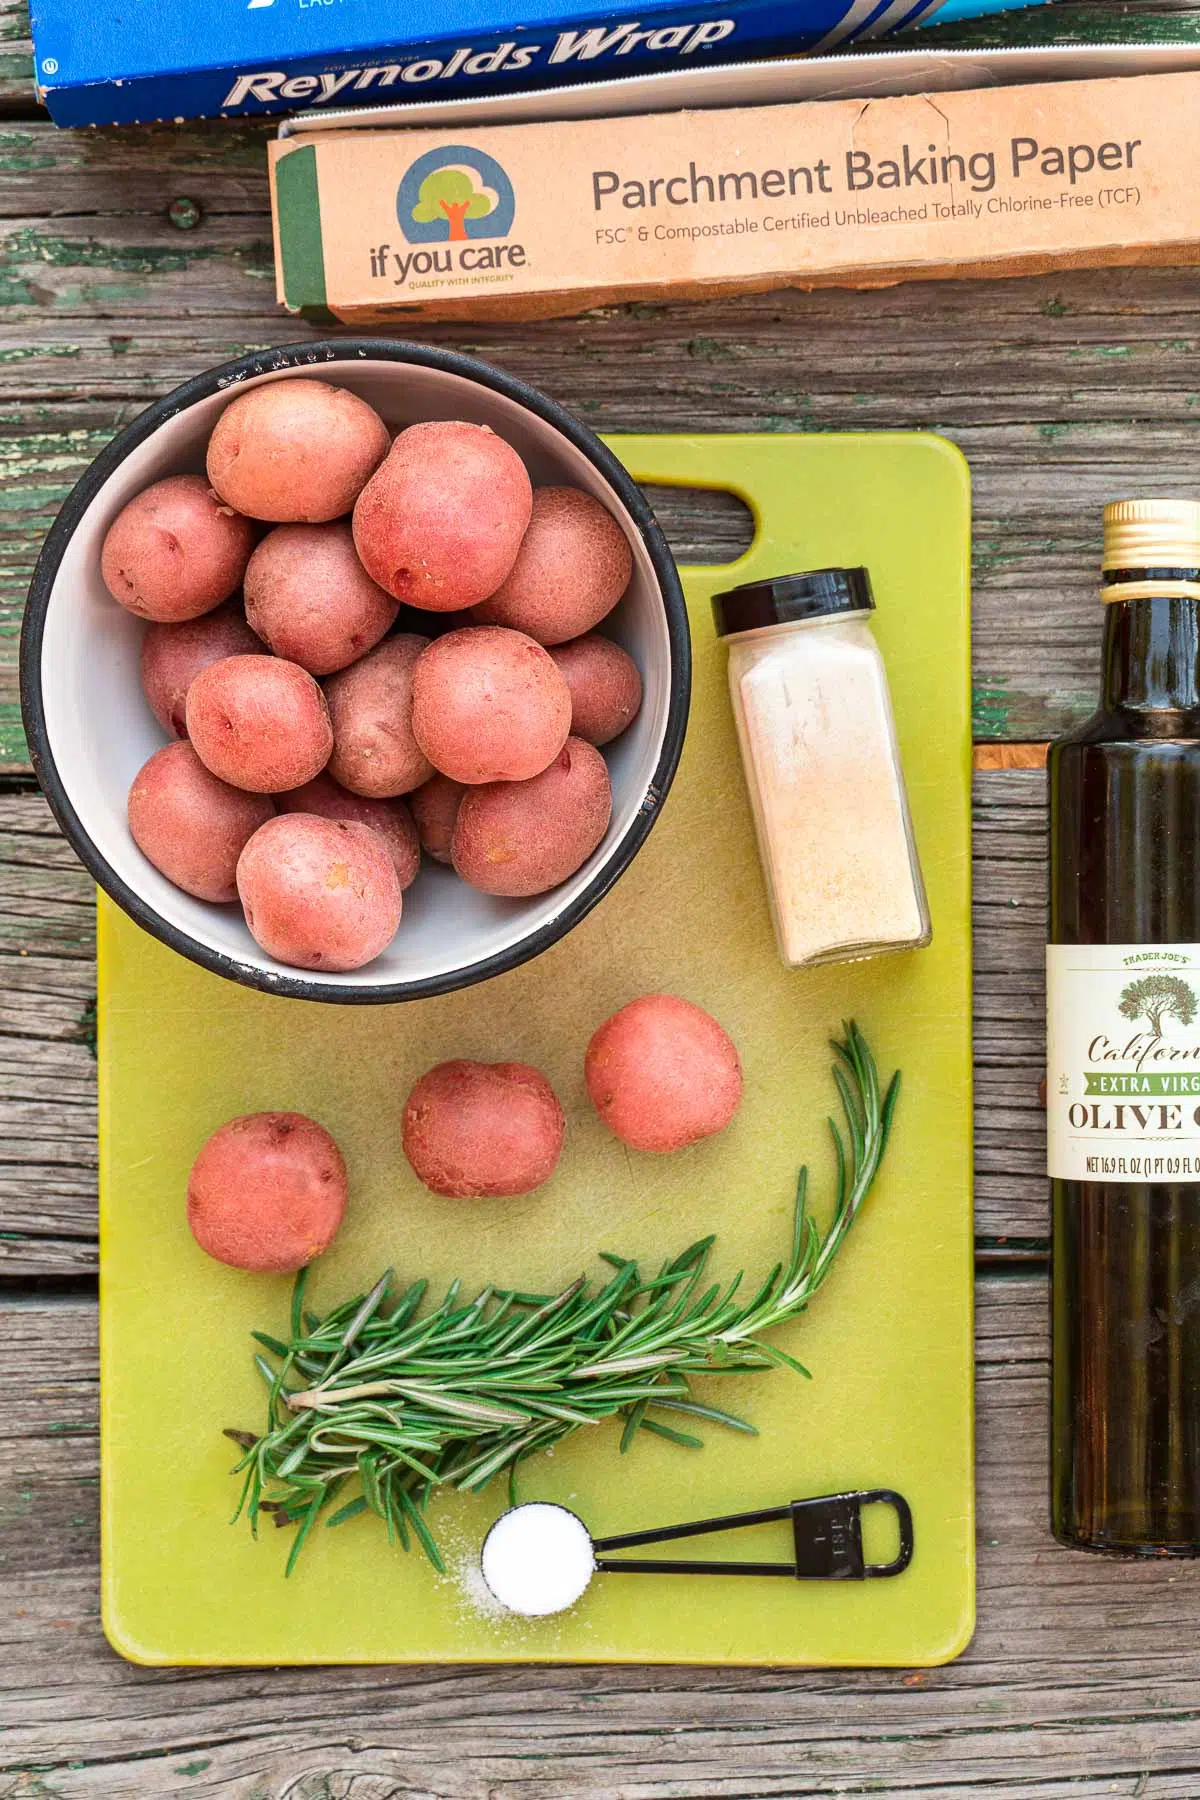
(1048, 498), (1200, 1555)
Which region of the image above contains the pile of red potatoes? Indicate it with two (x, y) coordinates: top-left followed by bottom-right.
(107, 377), (645, 973)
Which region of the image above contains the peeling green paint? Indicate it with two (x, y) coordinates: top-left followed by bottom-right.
(1039, 295), (1069, 318)
(0, 135), (55, 172)
(0, 230), (275, 302)
(898, 2), (1200, 47)
(972, 682), (1012, 738)
(0, 483), (76, 511)
(0, 1777), (70, 1800)
(1066, 343), (1132, 360)
(0, 704), (28, 769)
(0, 344), (81, 363)
(687, 336), (736, 361)
(174, 1760), (212, 1777)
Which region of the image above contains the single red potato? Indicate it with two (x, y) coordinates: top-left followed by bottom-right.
(402, 1060), (565, 1198)
(411, 626), (571, 785)
(352, 421), (532, 609)
(277, 773), (420, 890)
(451, 737), (612, 897)
(187, 1111), (348, 1272)
(325, 633), (432, 798)
(472, 487), (633, 644)
(549, 635), (643, 746)
(585, 994), (744, 1154)
(101, 474), (255, 623)
(243, 522), (399, 675)
(409, 773), (466, 864)
(186, 654), (332, 793)
(236, 814), (402, 971)
(206, 379), (390, 523)
(139, 603), (263, 739)
(127, 741), (273, 903)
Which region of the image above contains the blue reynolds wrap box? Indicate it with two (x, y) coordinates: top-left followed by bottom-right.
(30, 0), (1052, 127)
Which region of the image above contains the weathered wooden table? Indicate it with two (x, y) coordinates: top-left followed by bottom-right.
(4, 0), (1200, 1790)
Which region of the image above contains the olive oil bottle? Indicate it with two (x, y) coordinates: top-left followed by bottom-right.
(1048, 499), (1200, 1554)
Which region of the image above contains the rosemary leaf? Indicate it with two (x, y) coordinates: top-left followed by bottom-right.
(619, 1398), (650, 1453)
(326, 1495), (370, 1528)
(638, 1417), (705, 1449)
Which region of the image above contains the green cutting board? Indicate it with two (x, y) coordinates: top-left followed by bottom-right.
(99, 432), (974, 1667)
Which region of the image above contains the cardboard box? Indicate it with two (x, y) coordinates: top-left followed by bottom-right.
(30, 0), (1048, 129)
(268, 48), (1200, 322)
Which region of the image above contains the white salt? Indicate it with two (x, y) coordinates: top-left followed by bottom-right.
(725, 611), (931, 969)
(480, 1502), (596, 1616)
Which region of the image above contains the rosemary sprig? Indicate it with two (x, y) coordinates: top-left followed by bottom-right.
(228, 1022), (899, 1574)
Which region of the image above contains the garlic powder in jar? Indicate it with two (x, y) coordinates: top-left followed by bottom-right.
(713, 566), (931, 970)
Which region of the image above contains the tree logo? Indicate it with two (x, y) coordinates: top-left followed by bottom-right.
(1118, 974), (1198, 1038)
(397, 145), (515, 244)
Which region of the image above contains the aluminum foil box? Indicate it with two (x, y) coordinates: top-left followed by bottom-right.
(30, 0), (1049, 128)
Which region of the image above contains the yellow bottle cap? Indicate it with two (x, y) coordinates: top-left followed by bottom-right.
(1101, 499), (1200, 601)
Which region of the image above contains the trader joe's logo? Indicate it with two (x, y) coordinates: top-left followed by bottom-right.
(397, 145), (515, 243)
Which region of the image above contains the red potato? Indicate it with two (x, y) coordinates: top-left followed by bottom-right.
(236, 814), (402, 972)
(206, 379), (390, 523)
(352, 421), (532, 609)
(585, 994), (743, 1154)
(549, 635), (643, 746)
(277, 773), (420, 890)
(410, 773), (466, 864)
(101, 474), (255, 623)
(186, 654), (333, 793)
(411, 626), (571, 785)
(187, 1111), (347, 1272)
(127, 741), (273, 903)
(402, 1060), (565, 1198)
(452, 737), (611, 898)
(325, 633), (432, 798)
(139, 603), (263, 739)
(472, 487), (633, 644)
(243, 522), (399, 676)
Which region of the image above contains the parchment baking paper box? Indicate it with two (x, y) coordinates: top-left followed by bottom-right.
(268, 44), (1200, 321)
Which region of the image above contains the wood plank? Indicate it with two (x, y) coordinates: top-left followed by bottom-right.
(0, 772), (1048, 1278)
(0, 60), (1199, 767)
(0, 0), (32, 111)
(5, 1276), (1200, 1797)
(907, 0), (1200, 46)
(5, 243), (1200, 765)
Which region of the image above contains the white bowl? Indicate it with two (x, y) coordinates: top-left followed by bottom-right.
(21, 341), (690, 1003)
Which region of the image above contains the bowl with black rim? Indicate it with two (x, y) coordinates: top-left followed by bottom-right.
(20, 340), (691, 1003)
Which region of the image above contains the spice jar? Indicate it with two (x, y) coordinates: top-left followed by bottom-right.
(713, 566), (931, 970)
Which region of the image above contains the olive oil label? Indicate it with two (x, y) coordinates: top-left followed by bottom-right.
(1047, 944), (1200, 1183)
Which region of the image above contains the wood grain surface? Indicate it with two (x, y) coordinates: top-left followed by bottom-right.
(5, 1281), (1200, 1799)
(4, 0), (1200, 1790)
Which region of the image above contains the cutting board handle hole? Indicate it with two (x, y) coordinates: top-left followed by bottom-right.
(639, 483), (755, 568)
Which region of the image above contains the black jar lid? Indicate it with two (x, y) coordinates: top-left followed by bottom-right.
(712, 567), (875, 638)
